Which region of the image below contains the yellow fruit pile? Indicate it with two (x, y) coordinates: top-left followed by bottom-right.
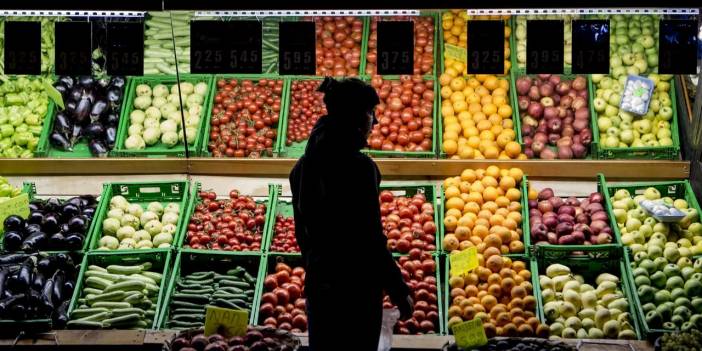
(442, 166), (526, 254)
(442, 12), (512, 76)
(440, 73), (523, 159)
(447, 255), (550, 338)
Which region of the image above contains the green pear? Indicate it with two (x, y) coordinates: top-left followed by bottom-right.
(639, 224), (653, 238)
(614, 189), (631, 201)
(664, 246), (681, 262)
(647, 245), (663, 259)
(626, 218), (642, 232)
(673, 199), (688, 209)
(688, 222), (702, 236)
(643, 187), (661, 200)
(653, 223), (669, 235)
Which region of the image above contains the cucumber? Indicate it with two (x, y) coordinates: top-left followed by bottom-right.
(179, 288), (214, 294)
(124, 292), (145, 304)
(141, 271), (163, 284)
(171, 308), (204, 314)
(111, 308), (146, 317)
(125, 274), (157, 285)
(85, 271), (121, 281)
(172, 293), (209, 303)
(217, 280), (250, 289)
(172, 314), (205, 322)
(88, 265), (108, 273)
(171, 300), (201, 308)
(83, 287), (103, 295)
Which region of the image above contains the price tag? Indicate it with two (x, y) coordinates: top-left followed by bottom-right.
(0, 193), (29, 224)
(3, 22), (41, 75)
(204, 305), (249, 338)
(191, 20), (262, 74)
(571, 19), (610, 74)
(279, 21), (316, 75)
(444, 44), (467, 63)
(452, 318), (488, 350)
(55, 21), (93, 76)
(377, 21), (414, 75)
(105, 22), (144, 76)
(450, 246), (478, 277)
(467, 20), (504, 74)
(527, 20), (564, 74)
(658, 19), (698, 75)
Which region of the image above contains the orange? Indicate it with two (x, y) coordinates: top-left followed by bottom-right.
(483, 76), (499, 90)
(473, 304), (486, 314)
(523, 296), (537, 311)
(443, 139), (458, 154)
(484, 323), (497, 338)
(521, 281), (533, 295)
(495, 312), (511, 327)
(454, 226), (471, 241)
(472, 224), (489, 239)
(477, 267), (491, 282)
(512, 261), (526, 272)
(509, 240), (525, 253)
(508, 168), (524, 181)
(501, 277), (516, 294)
(460, 169), (477, 182)
(484, 146), (499, 159)
(504, 141), (521, 158)
(481, 103), (497, 116)
(443, 234), (459, 251)
(517, 324), (534, 337)
(482, 201), (498, 214)
(483, 234), (502, 249)
(486, 255), (504, 273)
(511, 286), (527, 299)
(512, 316), (526, 328)
(462, 305), (477, 320)
(482, 187), (499, 202)
(446, 197), (465, 211)
(489, 214), (505, 227)
(498, 104), (513, 118)
(480, 295), (497, 311)
(448, 305), (462, 318)
(445, 185), (461, 199)
(527, 317), (540, 331)
(505, 188), (521, 201)
(518, 269), (532, 281)
(464, 285), (479, 297)
(502, 323), (518, 337)
(487, 273), (502, 286)
(489, 304), (506, 320)
(465, 272), (479, 286)
(483, 246), (501, 259)
(443, 216), (458, 232)
(445, 208), (462, 219)
(488, 284), (502, 298)
(499, 267), (515, 279)
(509, 297), (524, 310)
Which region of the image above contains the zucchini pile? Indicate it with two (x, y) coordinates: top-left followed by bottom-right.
(68, 262), (162, 329)
(165, 266), (257, 330)
(0, 253), (78, 327)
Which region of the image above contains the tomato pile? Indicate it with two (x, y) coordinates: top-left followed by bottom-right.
(270, 215), (299, 253)
(383, 250), (440, 334)
(259, 262), (308, 332)
(380, 189), (437, 253)
(366, 17), (435, 76)
(208, 79), (283, 158)
(286, 80), (327, 146)
(184, 189), (266, 251)
(316, 16), (363, 76)
(368, 75), (435, 152)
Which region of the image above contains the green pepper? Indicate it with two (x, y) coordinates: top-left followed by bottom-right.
(0, 125), (13, 138)
(27, 137), (38, 151)
(8, 111), (23, 127)
(15, 124), (28, 133)
(19, 149), (33, 158)
(0, 138), (13, 150)
(28, 125), (43, 136)
(12, 131), (32, 146)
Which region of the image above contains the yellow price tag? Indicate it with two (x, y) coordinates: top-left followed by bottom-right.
(450, 247), (478, 278)
(0, 193), (29, 224)
(452, 318), (488, 350)
(444, 44), (467, 63)
(204, 305), (249, 338)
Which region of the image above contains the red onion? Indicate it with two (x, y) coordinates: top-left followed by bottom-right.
(556, 222), (574, 235)
(572, 96), (587, 110)
(538, 74), (551, 81)
(596, 233), (612, 244)
(528, 86), (541, 100)
(575, 213), (590, 224)
(560, 95), (573, 108)
(558, 213), (575, 224)
(562, 126), (575, 138)
(571, 143), (586, 159)
(547, 118), (562, 134)
(590, 220), (607, 234)
(590, 211), (609, 222)
(531, 140), (545, 154)
(528, 102), (543, 117)
(524, 148), (535, 158)
(548, 133), (561, 145)
(556, 82), (571, 95)
(529, 208), (542, 218)
(558, 234), (575, 245)
(588, 192), (604, 204)
(574, 223), (592, 237)
(580, 129), (593, 146)
(540, 147), (557, 159)
(531, 223), (548, 239)
(548, 196), (564, 209)
(586, 202), (604, 214)
(516, 78), (532, 95)
(549, 75), (562, 86)
(574, 107), (590, 120)
(571, 231), (585, 244)
(534, 132), (548, 144)
(528, 200), (539, 209)
(573, 119), (589, 133)
(547, 232), (559, 244)
(544, 106), (558, 120)
(544, 216), (559, 230)
(565, 196), (580, 207)
(557, 137), (573, 148)
(518, 96), (530, 111)
(539, 83), (554, 97)
(572, 76), (587, 91)
(538, 188), (555, 200)
(558, 206), (576, 216)
(523, 136), (533, 148)
(538, 200), (554, 213)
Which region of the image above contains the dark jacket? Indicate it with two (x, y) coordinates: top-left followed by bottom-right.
(289, 115), (410, 302)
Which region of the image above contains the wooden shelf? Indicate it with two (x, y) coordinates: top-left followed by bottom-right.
(0, 158), (690, 180)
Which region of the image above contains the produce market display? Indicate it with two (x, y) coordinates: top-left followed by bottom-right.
(47, 76), (126, 157)
(0, 252), (78, 328)
(441, 13), (511, 76)
(258, 259), (307, 333)
(182, 188), (267, 251)
(0, 76), (52, 158)
(368, 75), (435, 154)
(315, 16), (363, 76)
(514, 74), (593, 159)
(3, 194), (98, 251)
(207, 79), (283, 158)
(442, 166), (525, 255)
(68, 255), (165, 329)
(366, 16), (435, 76)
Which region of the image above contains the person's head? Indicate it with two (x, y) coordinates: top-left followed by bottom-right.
(318, 77), (379, 138)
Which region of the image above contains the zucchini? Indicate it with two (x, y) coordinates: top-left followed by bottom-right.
(182, 278), (213, 285)
(211, 292), (247, 300)
(179, 288), (214, 294)
(88, 265), (108, 273)
(124, 292), (145, 305)
(126, 274), (157, 285)
(145, 309), (156, 318)
(186, 271), (214, 279)
(92, 301), (132, 309)
(70, 307), (109, 319)
(172, 314), (204, 322)
(106, 264), (149, 275)
(170, 300), (201, 309)
(226, 268), (245, 276)
(67, 320), (104, 329)
(218, 286), (244, 294)
(77, 311), (111, 322)
(87, 291), (127, 305)
(85, 276), (112, 290)
(82, 287), (103, 295)
(111, 308), (145, 317)
(172, 293), (209, 303)
(102, 313), (142, 328)
(143, 282), (160, 295)
(212, 298), (247, 310)
(104, 280), (146, 293)
(140, 271), (163, 284)
(85, 271), (120, 281)
(243, 272), (256, 284)
(217, 280), (250, 289)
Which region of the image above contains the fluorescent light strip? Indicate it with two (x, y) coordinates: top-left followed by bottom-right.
(0, 10), (146, 17)
(467, 8), (700, 15)
(194, 10), (421, 17)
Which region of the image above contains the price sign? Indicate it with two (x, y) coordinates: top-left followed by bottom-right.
(527, 20), (564, 74)
(0, 193), (29, 224)
(444, 44), (467, 63)
(4, 22), (41, 75)
(279, 21), (316, 75)
(55, 21), (92, 76)
(572, 19), (610, 74)
(466, 20), (504, 74)
(377, 21), (414, 75)
(659, 19), (698, 75)
(452, 318), (488, 350)
(191, 20), (262, 74)
(105, 22), (144, 76)
(204, 305), (249, 338)
(450, 247), (478, 278)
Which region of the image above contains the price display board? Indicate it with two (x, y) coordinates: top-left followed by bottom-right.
(571, 19), (610, 74)
(191, 20), (262, 74)
(466, 20), (504, 74)
(658, 19), (698, 75)
(377, 21), (414, 75)
(279, 21), (316, 75)
(55, 21), (93, 76)
(105, 22), (144, 76)
(527, 20), (564, 74)
(4, 21), (41, 75)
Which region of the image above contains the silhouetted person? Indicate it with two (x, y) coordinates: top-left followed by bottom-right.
(290, 77), (412, 351)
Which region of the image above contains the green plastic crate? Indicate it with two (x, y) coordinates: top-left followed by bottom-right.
(381, 183), (442, 253)
(254, 253), (305, 329)
(112, 74), (214, 157)
(157, 249), (265, 329)
(67, 248), (173, 329)
(88, 180), (190, 252)
(522, 174), (621, 254)
(36, 78), (129, 158)
(276, 76), (321, 158)
(601, 177), (702, 254)
(0, 252), (83, 332)
(592, 75), (680, 159)
(261, 184), (298, 253)
(439, 174), (530, 256)
(199, 75), (289, 158)
(176, 181), (274, 252)
(444, 254), (538, 335)
(0, 181), (107, 252)
(510, 69), (598, 159)
(531, 245), (642, 340)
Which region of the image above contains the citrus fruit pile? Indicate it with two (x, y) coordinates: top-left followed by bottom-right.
(442, 12), (511, 76)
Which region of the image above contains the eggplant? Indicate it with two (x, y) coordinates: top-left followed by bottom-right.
(65, 196), (83, 208)
(45, 198), (61, 212)
(105, 126), (117, 150)
(104, 112), (120, 127)
(54, 84), (68, 96)
(21, 232), (48, 252)
(84, 122), (105, 140)
(49, 233), (66, 248)
(89, 140), (108, 157)
(78, 76), (94, 89)
(54, 112), (73, 135)
(55, 253), (73, 269)
(41, 214), (59, 234)
(52, 270), (65, 305)
(3, 231), (24, 251)
(82, 207), (96, 218)
(26, 224), (42, 236)
(58, 76), (74, 90)
(67, 216), (86, 232)
(69, 87), (82, 102)
(90, 100), (108, 120)
(41, 274), (55, 313)
(74, 97), (92, 123)
(0, 293), (26, 316)
(3, 215), (25, 232)
(27, 211), (44, 225)
(36, 257), (55, 274)
(65, 101), (77, 115)
(0, 254), (31, 265)
(61, 203), (80, 219)
(32, 272), (46, 291)
(81, 195), (97, 207)
(49, 131), (72, 151)
(65, 233), (83, 250)
(28, 202), (40, 213)
(107, 87), (122, 104)
(54, 299), (70, 328)
(59, 223), (70, 235)
(109, 76), (126, 89)
(63, 279), (75, 295)
(8, 256), (35, 291)
(0, 269), (10, 298)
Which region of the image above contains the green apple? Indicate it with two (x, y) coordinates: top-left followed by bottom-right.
(664, 246), (681, 262)
(594, 98), (608, 113)
(636, 119), (652, 134)
(659, 94), (672, 107)
(600, 78), (614, 89)
(619, 111), (634, 123)
(632, 139), (645, 147)
(627, 66), (641, 76)
(616, 34), (629, 45)
(640, 35), (655, 49)
(644, 187), (661, 200)
(673, 199), (688, 209)
(659, 138), (673, 147)
(620, 120), (632, 131)
(608, 93), (622, 106)
(613, 208), (627, 222)
(657, 81), (671, 92)
(634, 59), (648, 74)
(647, 54), (659, 68)
(613, 189), (631, 201)
(605, 105), (619, 117)
(605, 136), (620, 148)
(659, 106), (673, 121)
(626, 218), (643, 232)
(639, 223), (653, 238)
(620, 129), (635, 144)
(612, 66), (627, 78)
(688, 223), (702, 236)
(647, 244), (663, 259)
(592, 74), (604, 83)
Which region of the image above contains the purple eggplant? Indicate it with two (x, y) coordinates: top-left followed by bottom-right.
(105, 126), (117, 149)
(54, 84), (68, 96)
(88, 140), (108, 157)
(49, 233), (66, 249)
(84, 122), (105, 140)
(90, 100), (108, 120)
(3, 215), (24, 232)
(107, 87), (122, 104)
(65, 233), (83, 250)
(61, 203), (80, 219)
(45, 198), (61, 212)
(104, 112), (120, 126)
(78, 76), (94, 88)
(109, 76), (126, 89)
(70, 124), (83, 146)
(58, 76), (74, 89)
(65, 101), (77, 115)
(69, 87), (82, 102)
(74, 97), (91, 123)
(42, 213), (59, 234)
(27, 211), (44, 225)
(3, 231), (23, 251)
(54, 112), (73, 135)
(49, 132), (72, 151)
(67, 216), (86, 232)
